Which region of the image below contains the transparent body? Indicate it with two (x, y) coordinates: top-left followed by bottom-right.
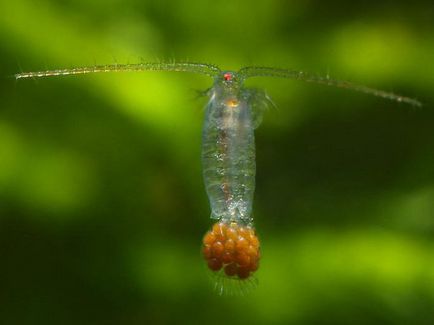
(203, 85), (256, 224)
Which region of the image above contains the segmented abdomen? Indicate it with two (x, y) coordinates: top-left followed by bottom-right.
(202, 91), (256, 224)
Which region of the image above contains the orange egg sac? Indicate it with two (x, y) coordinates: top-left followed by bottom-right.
(202, 221), (260, 280)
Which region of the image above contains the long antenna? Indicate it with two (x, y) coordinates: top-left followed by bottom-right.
(15, 62), (221, 79)
(239, 66), (422, 107)
(15, 62), (421, 107)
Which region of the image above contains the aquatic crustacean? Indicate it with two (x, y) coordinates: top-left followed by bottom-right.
(16, 62), (420, 294)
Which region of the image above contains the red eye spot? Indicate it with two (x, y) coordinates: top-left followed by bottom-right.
(223, 73), (232, 81)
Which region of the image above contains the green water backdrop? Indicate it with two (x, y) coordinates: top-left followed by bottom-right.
(1, 0), (433, 324)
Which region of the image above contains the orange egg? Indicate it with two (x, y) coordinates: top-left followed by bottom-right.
(212, 241), (224, 257)
(236, 252), (250, 267)
(236, 237), (249, 251)
(226, 227), (239, 241)
(237, 266), (250, 279)
(249, 235), (259, 248)
(202, 245), (212, 259)
(238, 227), (251, 239)
(224, 239), (235, 253)
(247, 245), (258, 258)
(207, 258), (223, 271)
(224, 263), (238, 277)
(212, 222), (225, 235)
(222, 252), (233, 264)
(249, 260), (259, 272)
(203, 232), (216, 246)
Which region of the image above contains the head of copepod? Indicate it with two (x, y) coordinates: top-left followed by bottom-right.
(217, 71), (242, 90)
(202, 221), (260, 294)
(214, 71), (245, 109)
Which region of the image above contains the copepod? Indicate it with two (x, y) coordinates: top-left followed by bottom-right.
(15, 62), (421, 294)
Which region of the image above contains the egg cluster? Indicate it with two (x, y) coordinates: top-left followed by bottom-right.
(202, 221), (260, 279)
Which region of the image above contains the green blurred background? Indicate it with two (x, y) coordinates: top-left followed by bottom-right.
(1, 0), (433, 324)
